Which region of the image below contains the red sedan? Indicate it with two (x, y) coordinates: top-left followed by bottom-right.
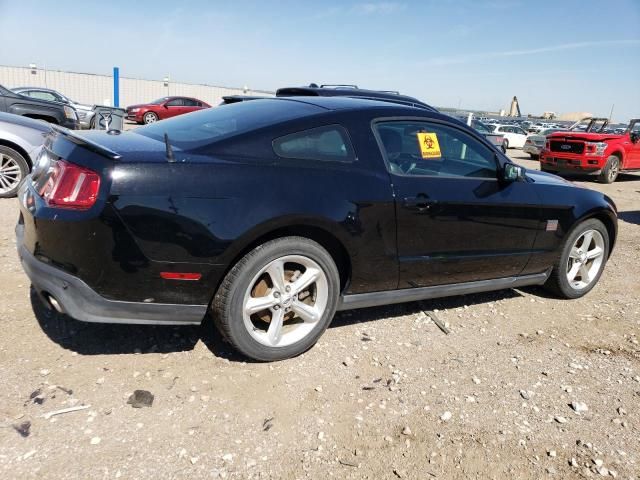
(126, 96), (210, 124)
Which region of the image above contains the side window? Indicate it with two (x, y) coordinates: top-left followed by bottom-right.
(165, 98), (183, 107)
(375, 121), (498, 178)
(273, 125), (355, 163)
(182, 98), (198, 107)
(30, 91), (57, 102)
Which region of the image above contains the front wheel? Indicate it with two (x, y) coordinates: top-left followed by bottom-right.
(0, 146), (29, 198)
(598, 155), (620, 184)
(212, 237), (340, 361)
(543, 219), (609, 299)
(143, 112), (159, 124)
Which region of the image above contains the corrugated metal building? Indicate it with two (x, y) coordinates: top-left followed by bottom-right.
(0, 65), (273, 107)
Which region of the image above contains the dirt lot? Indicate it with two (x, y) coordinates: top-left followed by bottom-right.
(0, 151), (639, 479)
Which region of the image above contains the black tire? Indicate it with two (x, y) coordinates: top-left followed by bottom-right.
(598, 155), (620, 184)
(529, 154), (539, 160)
(143, 112), (159, 125)
(0, 146), (29, 198)
(503, 139), (509, 150)
(543, 218), (609, 299)
(212, 237), (340, 361)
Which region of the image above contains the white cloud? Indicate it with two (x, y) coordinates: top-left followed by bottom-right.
(427, 39), (640, 66)
(351, 2), (406, 15)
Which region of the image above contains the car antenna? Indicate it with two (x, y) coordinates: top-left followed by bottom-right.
(164, 132), (176, 163)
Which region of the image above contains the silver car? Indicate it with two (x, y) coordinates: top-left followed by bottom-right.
(12, 87), (96, 129)
(0, 112), (50, 197)
(523, 128), (567, 159)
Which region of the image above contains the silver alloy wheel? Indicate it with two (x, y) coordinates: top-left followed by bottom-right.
(608, 157), (619, 182)
(143, 113), (157, 124)
(242, 255), (329, 348)
(566, 229), (605, 290)
(0, 153), (23, 194)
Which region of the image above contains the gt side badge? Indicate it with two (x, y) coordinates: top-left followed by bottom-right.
(546, 220), (559, 232)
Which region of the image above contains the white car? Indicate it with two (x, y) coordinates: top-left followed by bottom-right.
(491, 125), (528, 149)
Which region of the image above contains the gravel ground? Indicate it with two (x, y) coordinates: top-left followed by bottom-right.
(0, 151), (638, 479)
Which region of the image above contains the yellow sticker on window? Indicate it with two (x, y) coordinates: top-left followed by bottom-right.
(417, 132), (441, 159)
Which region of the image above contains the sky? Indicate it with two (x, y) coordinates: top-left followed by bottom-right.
(0, 0), (639, 121)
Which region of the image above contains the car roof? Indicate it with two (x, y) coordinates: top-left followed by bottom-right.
(276, 85), (437, 111)
(271, 95), (426, 112)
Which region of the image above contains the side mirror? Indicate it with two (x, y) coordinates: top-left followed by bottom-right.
(502, 163), (524, 183)
(163, 103), (169, 109)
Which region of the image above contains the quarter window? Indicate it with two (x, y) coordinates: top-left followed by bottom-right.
(273, 125), (355, 163)
(375, 121), (498, 178)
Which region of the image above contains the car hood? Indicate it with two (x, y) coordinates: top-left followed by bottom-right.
(527, 135), (545, 142)
(547, 132), (623, 142)
(525, 168), (575, 187)
(73, 103), (94, 111)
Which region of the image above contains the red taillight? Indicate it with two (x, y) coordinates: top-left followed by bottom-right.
(39, 160), (100, 210)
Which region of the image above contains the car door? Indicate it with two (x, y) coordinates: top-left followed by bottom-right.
(181, 98), (201, 114)
(626, 122), (640, 168)
(163, 98), (185, 118)
(512, 127), (528, 148)
(374, 119), (541, 288)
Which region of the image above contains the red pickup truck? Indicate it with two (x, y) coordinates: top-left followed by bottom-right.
(540, 118), (640, 183)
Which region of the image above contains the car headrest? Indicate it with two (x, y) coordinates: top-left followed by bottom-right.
(379, 128), (402, 154)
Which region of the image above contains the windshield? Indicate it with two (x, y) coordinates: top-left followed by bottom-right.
(134, 99), (323, 150)
(149, 97), (170, 105)
(471, 120), (491, 134)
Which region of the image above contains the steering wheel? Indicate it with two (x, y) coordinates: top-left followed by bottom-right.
(396, 153), (419, 174)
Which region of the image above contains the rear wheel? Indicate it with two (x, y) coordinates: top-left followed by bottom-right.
(543, 219), (609, 299)
(598, 155), (620, 184)
(143, 112), (158, 124)
(503, 139), (510, 150)
(0, 146), (29, 198)
(529, 153), (539, 160)
(212, 237), (340, 361)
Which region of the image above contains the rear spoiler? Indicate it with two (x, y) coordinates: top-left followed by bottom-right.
(51, 125), (121, 160)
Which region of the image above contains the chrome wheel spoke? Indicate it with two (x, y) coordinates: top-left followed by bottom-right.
(245, 295), (277, 315)
(581, 231), (593, 249)
(290, 267), (320, 294)
(586, 246), (603, 260)
(267, 308), (284, 345)
(567, 262), (581, 282)
(292, 300), (321, 324)
(578, 264), (591, 283)
(265, 260), (286, 293)
(569, 247), (581, 259)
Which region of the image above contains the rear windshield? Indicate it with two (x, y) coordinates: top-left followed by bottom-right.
(134, 99), (323, 150)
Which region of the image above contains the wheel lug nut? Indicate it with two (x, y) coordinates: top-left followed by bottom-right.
(274, 292), (280, 298)
(285, 286), (291, 293)
(273, 305), (280, 310)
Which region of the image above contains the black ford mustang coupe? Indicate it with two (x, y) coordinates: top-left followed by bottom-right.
(16, 97), (617, 361)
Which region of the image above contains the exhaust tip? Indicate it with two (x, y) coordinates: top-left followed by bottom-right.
(45, 293), (64, 313)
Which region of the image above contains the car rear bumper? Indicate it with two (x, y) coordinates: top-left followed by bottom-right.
(16, 223), (207, 325)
